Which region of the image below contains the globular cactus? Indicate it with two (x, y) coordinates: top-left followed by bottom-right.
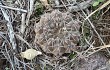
(35, 10), (80, 56)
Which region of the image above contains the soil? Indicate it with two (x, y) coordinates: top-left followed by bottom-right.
(73, 52), (109, 70)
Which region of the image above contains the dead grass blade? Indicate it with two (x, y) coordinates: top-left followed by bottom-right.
(0, 5), (27, 13)
(0, 7), (17, 51)
(87, 44), (110, 57)
(85, 0), (110, 20)
(15, 34), (32, 48)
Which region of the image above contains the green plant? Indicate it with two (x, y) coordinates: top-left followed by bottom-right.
(34, 2), (44, 17)
(69, 52), (77, 59)
(93, 0), (104, 6)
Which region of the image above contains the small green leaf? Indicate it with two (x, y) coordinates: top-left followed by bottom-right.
(93, 1), (99, 6)
(98, 0), (104, 2)
(69, 52), (77, 59)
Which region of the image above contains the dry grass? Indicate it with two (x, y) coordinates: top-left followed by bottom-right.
(0, 0), (110, 70)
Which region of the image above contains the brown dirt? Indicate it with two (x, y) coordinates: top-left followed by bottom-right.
(73, 52), (108, 70)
